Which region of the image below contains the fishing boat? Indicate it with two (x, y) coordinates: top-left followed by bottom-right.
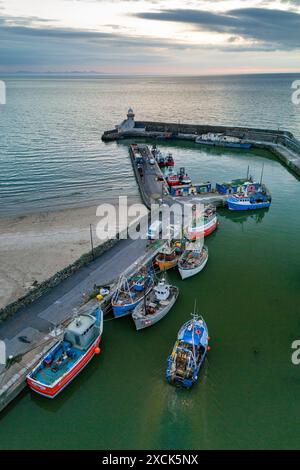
(151, 145), (167, 167)
(155, 242), (182, 271)
(156, 151), (167, 167)
(132, 277), (179, 330)
(151, 144), (158, 157)
(178, 245), (208, 280)
(26, 307), (103, 398)
(178, 167), (192, 185)
(227, 166), (271, 211)
(167, 170), (180, 186)
(185, 205), (218, 240)
(195, 133), (252, 149)
(165, 152), (175, 167)
(227, 190), (271, 210)
(166, 313), (209, 388)
(111, 268), (154, 318)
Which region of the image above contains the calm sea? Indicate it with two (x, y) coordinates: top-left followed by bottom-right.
(0, 74), (299, 216)
(0, 75), (300, 450)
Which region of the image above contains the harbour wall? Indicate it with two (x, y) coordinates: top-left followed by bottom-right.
(102, 121), (300, 177)
(0, 236), (121, 324)
(129, 145), (152, 209)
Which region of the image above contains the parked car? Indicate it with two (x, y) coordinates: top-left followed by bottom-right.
(147, 220), (162, 239)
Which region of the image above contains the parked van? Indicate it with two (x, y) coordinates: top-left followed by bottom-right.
(147, 220), (162, 239)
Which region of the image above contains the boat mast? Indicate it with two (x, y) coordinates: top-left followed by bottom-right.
(191, 301), (197, 364)
(260, 163), (264, 185)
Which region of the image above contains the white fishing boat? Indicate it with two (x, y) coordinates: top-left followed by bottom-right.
(132, 278), (179, 330)
(195, 133), (252, 149)
(178, 245), (209, 280)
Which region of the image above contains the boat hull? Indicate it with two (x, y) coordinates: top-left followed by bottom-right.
(156, 257), (179, 271)
(228, 199), (271, 211)
(112, 283), (153, 318)
(167, 180), (180, 186)
(132, 288), (179, 331)
(178, 247), (209, 280)
(196, 140), (252, 149)
(186, 216), (218, 240)
(112, 299), (142, 318)
(26, 336), (101, 399)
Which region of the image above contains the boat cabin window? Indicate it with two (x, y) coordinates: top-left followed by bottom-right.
(83, 324), (94, 336)
(74, 335), (81, 346)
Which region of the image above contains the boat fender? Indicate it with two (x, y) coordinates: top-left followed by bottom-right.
(207, 346), (211, 351)
(95, 347), (101, 355)
(96, 294), (103, 301)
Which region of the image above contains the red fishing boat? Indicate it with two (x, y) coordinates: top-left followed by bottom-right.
(27, 307), (103, 398)
(165, 153), (174, 166)
(186, 205), (218, 240)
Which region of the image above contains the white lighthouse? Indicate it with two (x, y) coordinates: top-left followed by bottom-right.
(127, 108), (135, 121)
(116, 108), (135, 132)
(116, 108), (145, 135)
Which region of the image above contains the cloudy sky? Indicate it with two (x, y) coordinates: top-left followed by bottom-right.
(0, 0), (300, 74)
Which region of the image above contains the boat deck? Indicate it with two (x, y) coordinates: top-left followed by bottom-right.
(31, 342), (84, 386)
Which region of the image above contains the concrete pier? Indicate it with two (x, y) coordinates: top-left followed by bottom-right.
(129, 142), (229, 209)
(129, 143), (168, 208)
(102, 118), (300, 178)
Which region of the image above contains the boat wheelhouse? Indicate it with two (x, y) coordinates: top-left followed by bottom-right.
(132, 278), (179, 330)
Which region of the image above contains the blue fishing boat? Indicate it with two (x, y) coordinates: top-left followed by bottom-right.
(227, 164), (271, 210)
(111, 268), (154, 318)
(227, 192), (271, 210)
(166, 313), (209, 388)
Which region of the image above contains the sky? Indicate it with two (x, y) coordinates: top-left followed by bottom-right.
(0, 0), (299, 74)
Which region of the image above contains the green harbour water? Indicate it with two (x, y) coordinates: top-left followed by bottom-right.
(1, 141), (300, 450)
(0, 75), (300, 449)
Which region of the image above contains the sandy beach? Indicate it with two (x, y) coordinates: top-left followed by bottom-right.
(0, 197), (142, 309)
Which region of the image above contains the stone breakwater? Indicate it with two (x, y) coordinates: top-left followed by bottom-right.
(102, 121), (300, 177)
(0, 237), (120, 324)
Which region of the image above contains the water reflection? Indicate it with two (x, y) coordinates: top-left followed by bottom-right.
(220, 207), (269, 224)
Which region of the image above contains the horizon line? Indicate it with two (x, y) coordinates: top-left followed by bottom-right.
(1, 71), (300, 78)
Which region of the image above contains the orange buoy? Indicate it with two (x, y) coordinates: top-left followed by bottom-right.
(95, 347), (101, 355)
(207, 346), (211, 351)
